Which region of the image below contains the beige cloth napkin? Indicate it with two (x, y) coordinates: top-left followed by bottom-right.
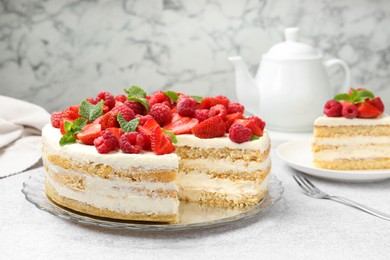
(0, 96), (50, 178)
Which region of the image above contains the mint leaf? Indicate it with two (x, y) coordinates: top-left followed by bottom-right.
(333, 93), (351, 102)
(128, 96), (150, 113)
(358, 89), (374, 100)
(117, 114), (140, 132)
(190, 95), (203, 103)
(124, 85), (147, 98)
(164, 91), (179, 102)
(73, 117), (88, 129)
(79, 100), (103, 122)
(60, 132), (76, 146)
(251, 135), (260, 141)
(163, 129), (178, 144)
(64, 121), (72, 133)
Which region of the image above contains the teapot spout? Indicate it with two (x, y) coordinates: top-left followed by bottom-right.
(228, 56), (259, 115)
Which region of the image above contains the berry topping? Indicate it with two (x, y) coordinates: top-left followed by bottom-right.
(137, 115), (154, 125)
(124, 101), (146, 115)
(76, 123), (102, 145)
(191, 116), (226, 139)
(148, 91), (170, 107)
(198, 97), (228, 110)
(194, 109), (209, 122)
(228, 124), (253, 143)
(149, 103), (172, 126)
(247, 116), (266, 131)
(120, 132), (145, 154)
(177, 97), (197, 117)
(341, 102), (358, 119)
(208, 104), (227, 119)
(60, 118), (73, 135)
(96, 92), (116, 110)
(226, 112), (245, 130)
(215, 95), (230, 105)
(97, 111), (119, 130)
(234, 119), (263, 137)
(150, 126), (175, 155)
(357, 102), (382, 118)
(115, 94), (128, 103)
(368, 97), (384, 113)
(163, 113), (199, 135)
(324, 100), (342, 117)
(93, 129), (119, 154)
(227, 102), (245, 114)
(112, 105), (136, 121)
(51, 111), (64, 128)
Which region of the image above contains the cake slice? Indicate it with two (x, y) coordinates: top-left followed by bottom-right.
(312, 88), (390, 170)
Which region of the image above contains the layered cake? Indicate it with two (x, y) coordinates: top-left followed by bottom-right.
(312, 88), (390, 170)
(42, 86), (271, 223)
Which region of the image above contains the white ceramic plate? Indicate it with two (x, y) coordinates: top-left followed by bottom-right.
(276, 139), (390, 182)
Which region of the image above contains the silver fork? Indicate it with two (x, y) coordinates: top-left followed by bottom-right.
(293, 172), (390, 221)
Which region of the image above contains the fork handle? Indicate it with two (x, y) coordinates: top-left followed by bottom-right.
(328, 196), (390, 221)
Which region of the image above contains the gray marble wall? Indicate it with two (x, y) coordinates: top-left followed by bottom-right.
(1, 0), (390, 112)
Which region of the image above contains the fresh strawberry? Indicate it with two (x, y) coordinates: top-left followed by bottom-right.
(191, 116), (226, 138)
(229, 123), (252, 143)
(247, 116), (266, 131)
(341, 102), (358, 119)
(198, 97), (228, 110)
(368, 97), (385, 113)
(324, 100), (342, 117)
(148, 91), (170, 107)
(150, 103), (171, 126)
(177, 97), (197, 117)
(65, 105), (81, 119)
(234, 119), (263, 136)
(98, 111), (119, 130)
(105, 127), (123, 142)
(209, 104), (227, 119)
(225, 112), (245, 130)
(136, 118), (160, 150)
(227, 102), (245, 114)
(215, 95), (230, 105)
(143, 118), (160, 131)
(150, 126), (175, 155)
(60, 118), (73, 135)
(76, 124), (102, 145)
(137, 115), (154, 125)
(357, 101), (382, 118)
(163, 113), (199, 134)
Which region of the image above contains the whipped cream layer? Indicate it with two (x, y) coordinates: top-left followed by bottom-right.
(314, 136), (390, 146)
(175, 131), (270, 151)
(177, 173), (269, 197)
(45, 162), (179, 214)
(42, 124), (178, 170)
(180, 156), (271, 173)
(314, 113), (390, 127)
(313, 146), (390, 161)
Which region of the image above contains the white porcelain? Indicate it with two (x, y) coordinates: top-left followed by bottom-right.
(229, 27), (351, 132)
(277, 139), (390, 182)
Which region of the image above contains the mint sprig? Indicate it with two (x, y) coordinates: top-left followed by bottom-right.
(162, 129), (178, 144)
(251, 135), (260, 141)
(190, 95), (203, 103)
(334, 88), (375, 104)
(117, 113), (140, 132)
(78, 100), (103, 122)
(124, 85), (150, 113)
(164, 91), (179, 103)
(59, 117), (87, 146)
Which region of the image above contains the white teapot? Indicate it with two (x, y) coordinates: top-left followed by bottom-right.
(228, 27), (351, 132)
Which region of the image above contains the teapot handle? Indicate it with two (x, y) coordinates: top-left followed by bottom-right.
(324, 59), (351, 94)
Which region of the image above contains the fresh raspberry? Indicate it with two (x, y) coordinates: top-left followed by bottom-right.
(115, 94), (127, 103)
(86, 97), (98, 105)
(228, 123), (252, 143)
(148, 91), (169, 107)
(93, 129), (119, 154)
(191, 116), (226, 138)
(149, 103), (171, 126)
(50, 111), (63, 128)
(215, 95), (230, 105)
(112, 105), (135, 121)
(177, 97), (197, 117)
(124, 101), (145, 115)
(96, 92), (116, 110)
(198, 97), (228, 110)
(208, 104), (227, 119)
(194, 109), (209, 122)
(324, 100), (342, 117)
(341, 102), (358, 119)
(120, 132), (145, 154)
(227, 102), (245, 114)
(247, 116), (266, 131)
(137, 115), (154, 125)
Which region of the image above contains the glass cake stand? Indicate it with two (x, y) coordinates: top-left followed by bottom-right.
(22, 168), (284, 231)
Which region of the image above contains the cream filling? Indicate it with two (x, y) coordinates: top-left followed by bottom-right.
(180, 156), (271, 172)
(314, 113), (390, 127)
(175, 131), (270, 152)
(313, 136), (390, 146)
(42, 124), (178, 170)
(177, 172), (269, 196)
(45, 164), (179, 214)
(313, 146), (390, 161)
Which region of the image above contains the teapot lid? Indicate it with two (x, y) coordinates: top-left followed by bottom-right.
(264, 28), (321, 60)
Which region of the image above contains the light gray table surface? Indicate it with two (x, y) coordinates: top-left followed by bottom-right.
(1, 147), (390, 260)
